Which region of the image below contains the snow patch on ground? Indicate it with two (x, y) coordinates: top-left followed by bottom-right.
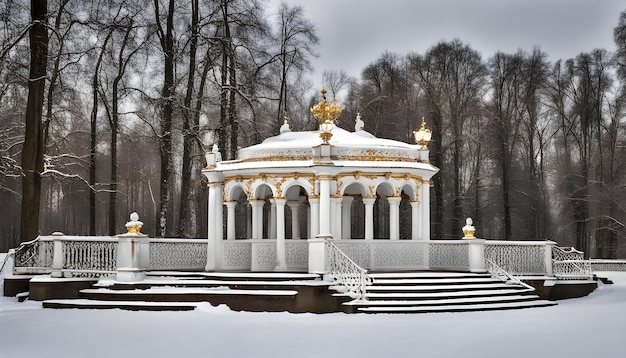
(1, 268), (625, 358)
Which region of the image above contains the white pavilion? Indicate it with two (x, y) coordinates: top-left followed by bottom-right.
(6, 90), (602, 313)
(202, 89), (439, 273)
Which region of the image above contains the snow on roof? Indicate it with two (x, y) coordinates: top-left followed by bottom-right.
(249, 127), (413, 150)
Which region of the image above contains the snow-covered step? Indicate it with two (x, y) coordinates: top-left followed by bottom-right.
(360, 288), (535, 300)
(366, 283), (520, 292)
(43, 299), (199, 311)
(368, 272), (493, 279)
(94, 278), (331, 289)
(356, 300), (556, 314)
(147, 271), (321, 281)
(344, 294), (539, 307)
(39, 272), (340, 313)
(336, 271), (556, 313)
(371, 277), (501, 285)
(81, 287), (299, 298)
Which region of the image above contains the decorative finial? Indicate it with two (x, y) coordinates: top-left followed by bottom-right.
(280, 112), (291, 133)
(355, 112), (364, 131)
(413, 117), (432, 148)
(462, 217), (476, 239)
(210, 143), (222, 162)
(125, 212), (144, 235)
(311, 88), (342, 144)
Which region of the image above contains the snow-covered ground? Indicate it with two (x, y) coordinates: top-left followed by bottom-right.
(1, 265), (625, 357)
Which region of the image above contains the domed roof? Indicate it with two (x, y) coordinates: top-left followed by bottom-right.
(237, 127), (422, 163)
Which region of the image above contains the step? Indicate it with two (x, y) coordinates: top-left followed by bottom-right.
(365, 283), (522, 292)
(356, 300), (557, 314)
(344, 294), (540, 307)
(81, 287), (298, 299)
(94, 277), (331, 291)
(43, 299), (198, 311)
(368, 272), (493, 279)
(147, 271), (321, 282)
(353, 288), (535, 300)
(371, 277), (501, 285)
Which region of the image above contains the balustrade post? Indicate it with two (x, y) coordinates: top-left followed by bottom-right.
(467, 239), (486, 273)
(116, 213), (148, 282)
(308, 234), (331, 274)
(51, 232), (64, 278)
(545, 241), (556, 276)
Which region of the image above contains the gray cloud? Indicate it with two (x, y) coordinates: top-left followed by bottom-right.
(269, 0), (624, 79)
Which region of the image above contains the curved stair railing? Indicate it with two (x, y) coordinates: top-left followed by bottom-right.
(325, 240), (372, 301)
(485, 257), (535, 291)
(12, 237), (54, 274)
(552, 246), (593, 280)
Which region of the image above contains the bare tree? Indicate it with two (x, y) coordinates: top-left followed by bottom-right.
(153, 0), (175, 237)
(274, 2), (319, 127)
(20, 0), (48, 242)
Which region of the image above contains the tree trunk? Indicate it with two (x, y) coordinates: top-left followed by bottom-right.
(177, 0), (199, 238)
(157, 0), (175, 237)
(20, 0), (48, 243)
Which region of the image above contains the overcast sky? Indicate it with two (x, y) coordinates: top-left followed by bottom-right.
(268, 0), (625, 81)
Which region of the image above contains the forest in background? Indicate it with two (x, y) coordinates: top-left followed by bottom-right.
(2, 0), (626, 259)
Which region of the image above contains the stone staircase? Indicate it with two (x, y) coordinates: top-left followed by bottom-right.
(36, 271), (556, 314)
(41, 272), (344, 313)
(340, 271), (557, 313)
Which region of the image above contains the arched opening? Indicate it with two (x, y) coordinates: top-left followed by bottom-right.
(375, 183), (394, 239)
(232, 187), (248, 239)
(284, 185), (309, 239)
(254, 184), (273, 239)
(399, 184), (416, 239)
(344, 182), (368, 239)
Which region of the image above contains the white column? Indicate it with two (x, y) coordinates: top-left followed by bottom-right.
(309, 197), (320, 239)
(363, 197), (376, 240)
(341, 196), (353, 239)
(331, 196), (342, 239)
(246, 203), (252, 239)
(410, 200), (419, 240)
(306, 205), (311, 239)
(206, 184), (217, 271)
(319, 177), (331, 236)
(225, 201), (237, 240)
(421, 181), (431, 240)
(275, 198), (287, 270)
(216, 183), (223, 241)
(287, 201), (300, 239)
(249, 200), (264, 240)
(388, 196), (402, 240)
(269, 200), (277, 239)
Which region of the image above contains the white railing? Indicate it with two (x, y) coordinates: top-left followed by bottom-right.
(221, 239), (309, 271)
(60, 237), (118, 276)
(325, 240), (372, 301)
(485, 257), (535, 290)
(485, 241), (551, 276)
(149, 239), (206, 271)
(11, 234), (605, 283)
(552, 247), (593, 280)
(332, 240), (473, 271)
(588, 259), (626, 272)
